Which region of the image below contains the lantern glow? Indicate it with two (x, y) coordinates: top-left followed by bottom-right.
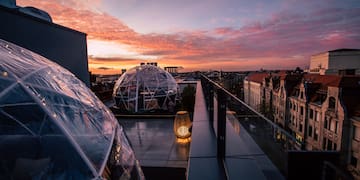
(177, 126), (189, 137)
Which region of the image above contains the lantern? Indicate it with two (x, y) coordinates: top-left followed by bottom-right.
(174, 111), (192, 139)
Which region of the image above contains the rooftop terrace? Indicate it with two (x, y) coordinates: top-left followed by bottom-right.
(107, 75), (349, 179)
(111, 79), (284, 179)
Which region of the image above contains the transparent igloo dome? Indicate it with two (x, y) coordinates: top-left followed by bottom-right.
(113, 65), (178, 113)
(0, 39), (144, 179)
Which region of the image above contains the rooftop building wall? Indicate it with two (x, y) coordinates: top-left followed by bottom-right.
(0, 6), (90, 86)
(309, 49), (360, 75)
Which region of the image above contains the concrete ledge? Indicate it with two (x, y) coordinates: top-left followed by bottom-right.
(188, 81), (225, 179)
(190, 121), (217, 157)
(187, 158), (225, 180)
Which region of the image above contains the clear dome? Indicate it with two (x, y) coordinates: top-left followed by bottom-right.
(113, 65), (178, 113)
(0, 39), (144, 179)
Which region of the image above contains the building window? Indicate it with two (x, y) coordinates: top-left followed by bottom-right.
(335, 121), (338, 134)
(309, 125), (313, 137)
(316, 111), (320, 122)
(292, 116), (295, 125)
(334, 143), (337, 150)
(324, 117), (329, 129)
(323, 138), (326, 149)
(300, 106), (304, 115)
(329, 97), (336, 109)
(314, 128), (318, 141)
(327, 139), (333, 151)
(310, 109), (314, 119)
(300, 91), (304, 99)
(299, 124), (303, 132)
(330, 120), (336, 132)
(314, 111), (318, 121)
(351, 156), (358, 167)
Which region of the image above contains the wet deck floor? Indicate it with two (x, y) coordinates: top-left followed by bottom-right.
(118, 118), (190, 168)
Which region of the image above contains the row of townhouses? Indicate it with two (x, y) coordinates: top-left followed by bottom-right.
(243, 49), (360, 178)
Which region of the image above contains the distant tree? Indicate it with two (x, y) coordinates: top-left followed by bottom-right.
(295, 67), (303, 73)
(181, 85), (196, 112)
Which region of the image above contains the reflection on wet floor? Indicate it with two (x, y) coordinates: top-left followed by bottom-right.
(118, 118), (190, 168)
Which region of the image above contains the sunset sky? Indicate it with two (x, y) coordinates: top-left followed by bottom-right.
(17, 0), (360, 74)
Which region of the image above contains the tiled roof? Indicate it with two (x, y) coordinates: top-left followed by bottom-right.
(246, 72), (269, 83)
(303, 74), (360, 88)
(272, 73), (303, 96)
(302, 75), (360, 115)
(303, 74), (342, 88)
(303, 75), (338, 104)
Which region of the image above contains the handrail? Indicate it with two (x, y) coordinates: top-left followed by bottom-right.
(201, 74), (301, 145)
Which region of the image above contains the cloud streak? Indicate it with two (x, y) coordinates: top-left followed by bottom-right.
(17, 0), (360, 74)
(97, 66), (113, 70)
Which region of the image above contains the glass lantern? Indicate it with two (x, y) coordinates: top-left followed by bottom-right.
(174, 111), (192, 139)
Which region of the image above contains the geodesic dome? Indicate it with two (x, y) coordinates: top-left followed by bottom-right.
(113, 65), (178, 113)
(0, 39), (143, 179)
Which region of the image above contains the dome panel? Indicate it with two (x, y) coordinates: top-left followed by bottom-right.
(2, 104), (46, 135)
(23, 67), (64, 93)
(0, 84), (35, 106)
(0, 78), (14, 96)
(38, 134), (94, 178)
(0, 54), (43, 79)
(0, 112), (32, 135)
(39, 116), (63, 135)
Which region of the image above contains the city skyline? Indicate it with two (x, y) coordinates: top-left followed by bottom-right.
(18, 0), (360, 74)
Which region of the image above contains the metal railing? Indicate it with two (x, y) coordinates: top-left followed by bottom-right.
(200, 74), (304, 178)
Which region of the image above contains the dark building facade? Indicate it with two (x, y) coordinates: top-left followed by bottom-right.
(0, 5), (90, 86)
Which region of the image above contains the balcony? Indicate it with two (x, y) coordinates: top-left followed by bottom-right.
(325, 109), (337, 118)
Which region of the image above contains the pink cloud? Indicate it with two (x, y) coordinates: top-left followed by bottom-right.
(16, 0), (360, 73)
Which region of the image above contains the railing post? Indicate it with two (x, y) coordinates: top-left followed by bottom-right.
(217, 88), (226, 159)
(209, 84), (214, 124)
